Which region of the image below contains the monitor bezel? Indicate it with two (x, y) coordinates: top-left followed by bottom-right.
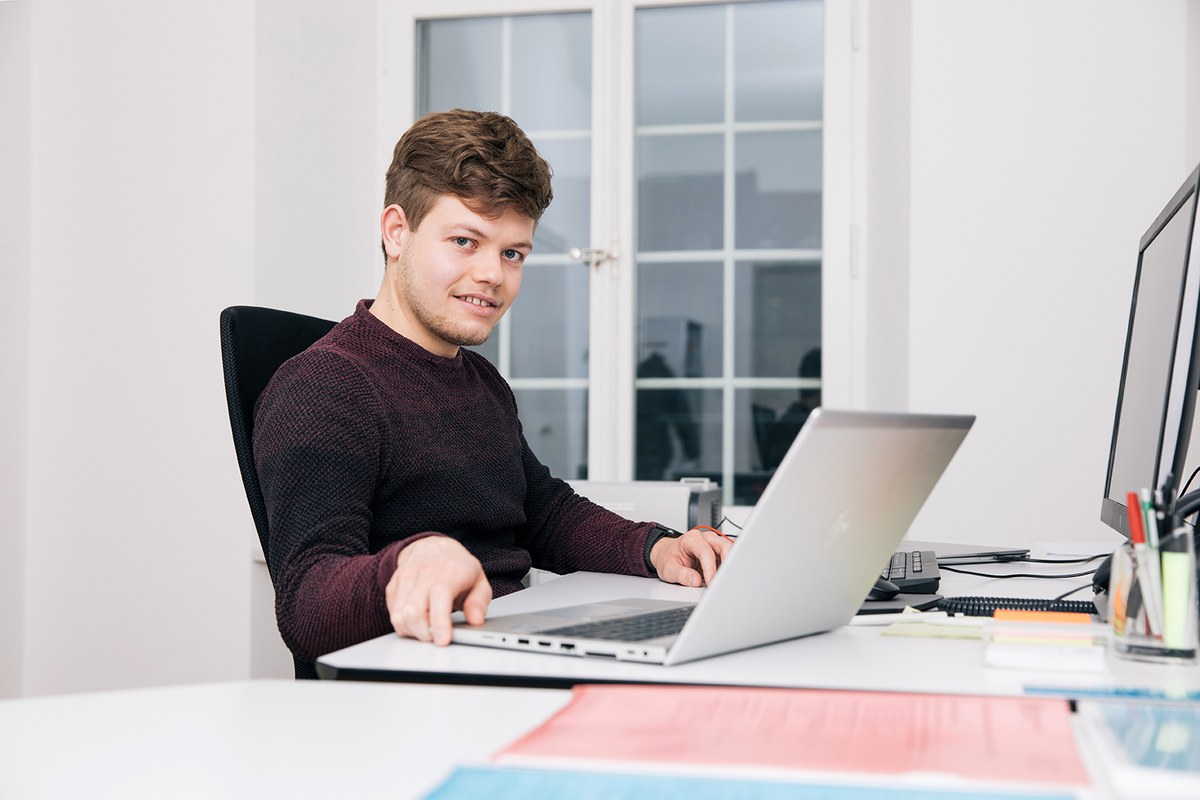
(1101, 163), (1200, 537)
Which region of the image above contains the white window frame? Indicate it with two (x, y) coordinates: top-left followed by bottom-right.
(376, 0), (860, 509)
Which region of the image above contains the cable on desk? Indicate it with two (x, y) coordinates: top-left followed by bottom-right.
(939, 565), (1100, 581)
(937, 596), (1099, 617)
(936, 554), (1104, 573)
(1054, 584), (1094, 600)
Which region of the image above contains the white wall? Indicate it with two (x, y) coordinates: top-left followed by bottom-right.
(895, 0), (1196, 547)
(21, 0), (257, 695)
(4, 0), (380, 698)
(0, 0), (32, 699)
(254, 0), (379, 318)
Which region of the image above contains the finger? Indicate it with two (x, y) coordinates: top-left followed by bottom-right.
(678, 535), (719, 586)
(693, 544), (720, 586)
(461, 574), (492, 626)
(699, 531), (733, 571)
(400, 597), (433, 642)
(387, 577), (416, 637)
(427, 584), (457, 646)
(672, 565), (703, 588)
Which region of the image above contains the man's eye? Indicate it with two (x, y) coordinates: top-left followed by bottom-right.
(454, 237), (472, 247)
(503, 249), (525, 263)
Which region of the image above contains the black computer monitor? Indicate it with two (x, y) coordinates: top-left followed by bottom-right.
(1101, 162), (1200, 536)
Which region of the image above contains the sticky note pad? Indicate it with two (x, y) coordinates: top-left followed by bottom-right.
(993, 609), (1092, 625)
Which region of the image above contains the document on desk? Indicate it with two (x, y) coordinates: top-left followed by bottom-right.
(492, 684), (1090, 791)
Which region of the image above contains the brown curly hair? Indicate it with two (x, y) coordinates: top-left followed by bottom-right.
(383, 109), (554, 251)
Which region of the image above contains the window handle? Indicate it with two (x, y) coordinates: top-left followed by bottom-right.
(568, 247), (619, 270)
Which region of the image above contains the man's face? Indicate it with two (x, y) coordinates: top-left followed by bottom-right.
(383, 194), (534, 357)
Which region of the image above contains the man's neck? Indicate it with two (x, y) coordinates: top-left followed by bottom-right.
(368, 283), (459, 359)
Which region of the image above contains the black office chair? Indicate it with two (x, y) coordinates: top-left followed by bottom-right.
(219, 305), (336, 678)
(751, 403), (777, 471)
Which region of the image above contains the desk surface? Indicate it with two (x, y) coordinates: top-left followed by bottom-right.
(0, 679), (571, 800)
(318, 559), (1200, 698)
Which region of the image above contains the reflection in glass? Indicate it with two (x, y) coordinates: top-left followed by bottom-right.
(636, 388), (721, 482)
(734, 260), (820, 378)
(512, 14), (591, 130)
(735, 131), (822, 249)
(744, 352), (820, 472)
(417, 18), (502, 114)
(636, 5), (725, 126)
(637, 135), (724, 252)
(738, 380), (820, 495)
(734, 0), (823, 121)
(510, 264), (589, 379)
(531, 138), (590, 255)
(515, 388), (589, 481)
(637, 262), (722, 378)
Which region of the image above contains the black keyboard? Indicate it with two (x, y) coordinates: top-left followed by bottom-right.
(938, 596), (1098, 617)
(541, 605), (695, 641)
(882, 549), (941, 593)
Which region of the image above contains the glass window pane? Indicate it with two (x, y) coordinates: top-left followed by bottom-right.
(735, 130), (821, 249)
(637, 262), (722, 378)
(417, 18), (502, 114)
(636, 5), (725, 126)
(512, 14), (591, 130)
(734, 260), (820, 378)
(637, 134), (724, 252)
(532, 137), (590, 255)
(510, 264), (589, 379)
(515, 388), (588, 481)
(738, 385), (819, 488)
(734, 0), (823, 122)
(636, 388), (720, 482)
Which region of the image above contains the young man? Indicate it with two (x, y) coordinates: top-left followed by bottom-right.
(254, 109), (732, 678)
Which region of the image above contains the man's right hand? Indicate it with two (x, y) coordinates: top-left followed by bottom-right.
(385, 536), (492, 646)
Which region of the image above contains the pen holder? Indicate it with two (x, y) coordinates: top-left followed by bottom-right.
(1109, 535), (1198, 663)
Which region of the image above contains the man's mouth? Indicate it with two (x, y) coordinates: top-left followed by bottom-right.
(459, 295), (497, 308)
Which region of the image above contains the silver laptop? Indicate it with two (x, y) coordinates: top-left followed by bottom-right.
(451, 409), (974, 666)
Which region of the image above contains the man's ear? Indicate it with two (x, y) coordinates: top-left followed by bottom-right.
(380, 204), (409, 260)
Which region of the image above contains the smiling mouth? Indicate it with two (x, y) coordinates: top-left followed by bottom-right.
(459, 295), (497, 309)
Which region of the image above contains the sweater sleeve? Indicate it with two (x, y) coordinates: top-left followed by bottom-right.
(515, 431), (658, 579)
(254, 349), (427, 663)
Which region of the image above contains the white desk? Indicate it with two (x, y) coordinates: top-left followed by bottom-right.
(317, 562), (1200, 698)
(0, 679), (571, 800)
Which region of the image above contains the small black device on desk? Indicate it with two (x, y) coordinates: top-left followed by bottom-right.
(881, 549), (941, 593)
(859, 549), (943, 613)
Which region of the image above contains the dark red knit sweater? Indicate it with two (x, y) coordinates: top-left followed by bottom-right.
(253, 299), (657, 668)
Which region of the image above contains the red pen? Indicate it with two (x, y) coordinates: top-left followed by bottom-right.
(1127, 491), (1146, 544)
(1126, 490), (1163, 636)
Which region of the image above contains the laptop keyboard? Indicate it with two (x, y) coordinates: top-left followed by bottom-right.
(541, 605), (695, 641)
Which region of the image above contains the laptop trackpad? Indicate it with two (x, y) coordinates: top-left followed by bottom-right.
(538, 603), (642, 620)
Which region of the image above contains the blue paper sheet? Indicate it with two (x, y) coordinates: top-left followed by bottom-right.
(424, 766), (1077, 800)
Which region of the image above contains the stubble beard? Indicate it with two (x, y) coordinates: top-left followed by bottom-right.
(397, 250), (499, 349)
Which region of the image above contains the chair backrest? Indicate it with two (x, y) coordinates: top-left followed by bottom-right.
(751, 402), (777, 470)
(219, 306), (337, 555)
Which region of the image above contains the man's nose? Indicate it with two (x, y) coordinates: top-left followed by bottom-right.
(471, 251), (506, 284)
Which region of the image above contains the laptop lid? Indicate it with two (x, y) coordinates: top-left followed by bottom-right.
(451, 409), (974, 665)
(664, 408), (973, 664)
